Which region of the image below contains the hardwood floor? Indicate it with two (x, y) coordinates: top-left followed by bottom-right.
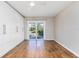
(2, 40), (77, 58)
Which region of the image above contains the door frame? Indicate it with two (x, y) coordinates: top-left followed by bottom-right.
(27, 20), (45, 40)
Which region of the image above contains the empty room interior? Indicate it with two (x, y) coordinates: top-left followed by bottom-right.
(0, 1), (79, 58)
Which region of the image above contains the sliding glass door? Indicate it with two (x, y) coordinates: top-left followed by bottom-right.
(27, 21), (45, 40)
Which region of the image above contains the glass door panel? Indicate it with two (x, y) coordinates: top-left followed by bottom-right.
(37, 23), (44, 39)
(28, 22), (37, 39)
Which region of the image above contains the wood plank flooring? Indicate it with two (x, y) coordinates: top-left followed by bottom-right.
(2, 40), (77, 58)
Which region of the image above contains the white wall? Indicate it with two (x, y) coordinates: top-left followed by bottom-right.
(0, 2), (24, 57)
(24, 17), (54, 40)
(55, 2), (79, 57)
(45, 17), (55, 40)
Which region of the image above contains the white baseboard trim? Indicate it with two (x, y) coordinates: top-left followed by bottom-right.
(54, 40), (79, 57)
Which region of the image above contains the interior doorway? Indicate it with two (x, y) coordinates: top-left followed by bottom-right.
(27, 21), (45, 40)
